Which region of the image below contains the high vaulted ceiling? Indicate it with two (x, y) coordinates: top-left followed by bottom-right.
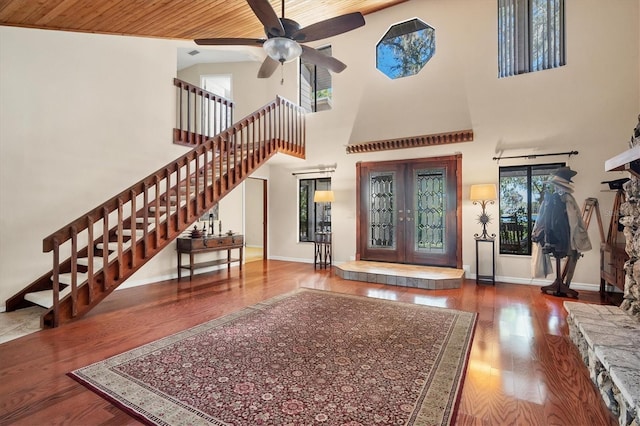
(0, 0), (407, 41)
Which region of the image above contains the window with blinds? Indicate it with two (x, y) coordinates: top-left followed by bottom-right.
(498, 0), (566, 78)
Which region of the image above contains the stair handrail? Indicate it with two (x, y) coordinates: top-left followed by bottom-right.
(32, 86), (304, 326)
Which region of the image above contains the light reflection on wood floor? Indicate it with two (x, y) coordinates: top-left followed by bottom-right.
(0, 260), (616, 425)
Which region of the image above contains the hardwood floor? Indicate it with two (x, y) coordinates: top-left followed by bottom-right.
(0, 260), (616, 425)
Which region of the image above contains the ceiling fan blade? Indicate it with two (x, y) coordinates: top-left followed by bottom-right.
(257, 56), (280, 78)
(300, 45), (347, 73)
(194, 38), (265, 46)
(247, 0), (285, 37)
(292, 12), (365, 43)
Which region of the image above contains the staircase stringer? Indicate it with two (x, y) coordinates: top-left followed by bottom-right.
(6, 92), (305, 328)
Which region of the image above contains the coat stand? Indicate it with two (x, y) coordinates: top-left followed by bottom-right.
(541, 253), (579, 298)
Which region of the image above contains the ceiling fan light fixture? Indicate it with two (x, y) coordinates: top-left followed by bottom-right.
(263, 37), (302, 63)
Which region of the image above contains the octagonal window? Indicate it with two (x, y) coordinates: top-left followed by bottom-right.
(376, 18), (435, 79)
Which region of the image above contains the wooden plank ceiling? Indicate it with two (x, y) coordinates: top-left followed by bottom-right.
(0, 0), (407, 40)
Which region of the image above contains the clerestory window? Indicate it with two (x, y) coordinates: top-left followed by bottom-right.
(376, 18), (435, 79)
(498, 0), (566, 78)
(300, 46), (332, 113)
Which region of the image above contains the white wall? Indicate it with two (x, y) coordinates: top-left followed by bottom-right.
(265, 0), (640, 289)
(0, 0), (638, 307)
(0, 27), (194, 304)
(245, 178), (265, 248)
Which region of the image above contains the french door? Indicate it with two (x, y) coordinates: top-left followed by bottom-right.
(356, 155), (461, 268)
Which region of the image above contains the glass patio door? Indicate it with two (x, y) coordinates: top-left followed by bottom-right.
(356, 155), (460, 268)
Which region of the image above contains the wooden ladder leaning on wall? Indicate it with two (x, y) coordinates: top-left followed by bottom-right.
(561, 197), (605, 286)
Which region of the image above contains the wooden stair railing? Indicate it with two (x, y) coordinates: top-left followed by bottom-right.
(173, 78), (234, 147)
(5, 81), (305, 328)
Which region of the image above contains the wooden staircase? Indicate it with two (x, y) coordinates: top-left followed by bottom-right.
(5, 78), (306, 328)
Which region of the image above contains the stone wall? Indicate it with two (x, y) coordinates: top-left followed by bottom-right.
(620, 176), (640, 320)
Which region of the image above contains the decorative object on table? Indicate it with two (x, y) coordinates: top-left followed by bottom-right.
(469, 184), (497, 240)
(313, 190), (335, 232)
(69, 289), (476, 426)
(189, 225), (205, 239)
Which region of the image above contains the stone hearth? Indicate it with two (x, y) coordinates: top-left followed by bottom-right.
(566, 162), (639, 425)
(565, 302), (640, 425)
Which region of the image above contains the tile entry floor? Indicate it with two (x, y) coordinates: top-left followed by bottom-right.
(0, 306), (45, 344)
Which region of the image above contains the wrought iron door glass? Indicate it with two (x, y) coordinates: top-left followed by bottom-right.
(369, 172), (396, 249)
(414, 168), (446, 253)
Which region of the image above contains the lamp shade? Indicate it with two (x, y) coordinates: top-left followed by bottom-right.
(263, 37), (302, 63)
(314, 190), (335, 203)
(470, 184), (497, 201)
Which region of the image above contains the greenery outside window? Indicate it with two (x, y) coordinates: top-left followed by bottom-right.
(498, 163), (564, 255)
(299, 178), (331, 242)
(498, 0), (566, 78)
(300, 46), (332, 113)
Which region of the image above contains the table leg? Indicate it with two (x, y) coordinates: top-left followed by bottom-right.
(177, 251), (182, 280)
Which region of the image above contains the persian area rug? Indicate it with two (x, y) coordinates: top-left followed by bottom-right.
(69, 289), (477, 426)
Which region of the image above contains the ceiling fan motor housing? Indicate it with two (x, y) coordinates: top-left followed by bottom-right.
(267, 18), (301, 39)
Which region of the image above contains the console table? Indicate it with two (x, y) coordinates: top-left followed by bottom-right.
(176, 234), (244, 280)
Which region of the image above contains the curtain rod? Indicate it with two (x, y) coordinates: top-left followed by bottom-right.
(291, 169), (335, 176)
(492, 150), (578, 161)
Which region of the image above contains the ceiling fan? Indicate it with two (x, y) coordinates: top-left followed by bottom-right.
(194, 0), (366, 78)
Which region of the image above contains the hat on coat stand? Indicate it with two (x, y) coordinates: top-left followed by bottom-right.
(548, 166), (577, 193)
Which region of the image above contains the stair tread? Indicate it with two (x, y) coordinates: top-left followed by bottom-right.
(77, 257), (104, 268)
(135, 214), (166, 223)
(25, 287), (72, 309)
(55, 272), (89, 286)
(148, 205), (177, 212)
(96, 240), (132, 251)
(116, 228), (147, 237)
